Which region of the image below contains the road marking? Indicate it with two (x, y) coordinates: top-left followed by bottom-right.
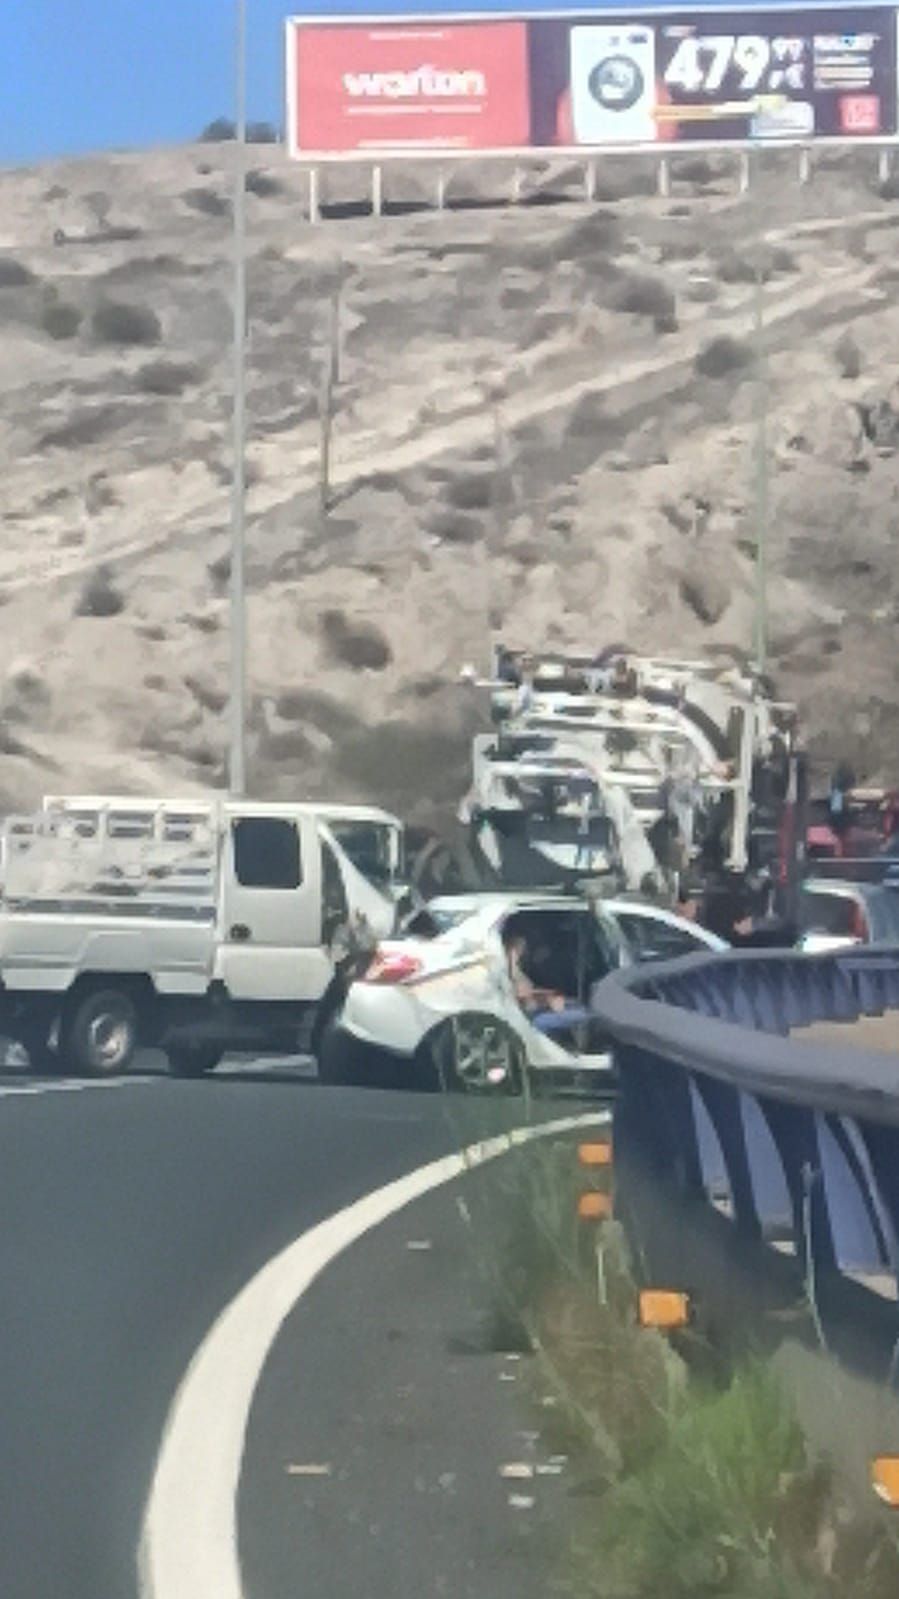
(0, 1076), (155, 1099)
(139, 1108), (609, 1599)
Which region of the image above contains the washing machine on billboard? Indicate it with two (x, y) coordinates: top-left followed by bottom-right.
(570, 24), (657, 144)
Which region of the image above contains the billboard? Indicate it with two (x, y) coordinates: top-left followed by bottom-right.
(286, 6), (899, 154)
(291, 20), (530, 151)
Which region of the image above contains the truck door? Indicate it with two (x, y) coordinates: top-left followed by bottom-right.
(218, 813), (330, 1001)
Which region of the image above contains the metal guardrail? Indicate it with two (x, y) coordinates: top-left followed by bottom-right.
(592, 946), (899, 1310)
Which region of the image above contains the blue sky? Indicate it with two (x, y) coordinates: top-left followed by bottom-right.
(3, 1), (302, 165)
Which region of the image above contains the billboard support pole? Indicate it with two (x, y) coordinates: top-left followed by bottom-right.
(585, 161), (597, 202)
(372, 165), (384, 217)
(657, 157), (670, 199)
(753, 263), (769, 677)
(309, 168), (320, 225)
(228, 0), (248, 797)
(738, 152), (750, 194)
(436, 171), (448, 211)
(879, 148), (892, 184)
(798, 146), (811, 184)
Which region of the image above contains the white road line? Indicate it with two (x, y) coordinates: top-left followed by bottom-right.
(0, 1076), (155, 1099)
(139, 1108), (610, 1599)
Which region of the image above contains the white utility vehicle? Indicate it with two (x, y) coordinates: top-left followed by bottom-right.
(0, 794), (405, 1077)
(451, 647), (801, 900)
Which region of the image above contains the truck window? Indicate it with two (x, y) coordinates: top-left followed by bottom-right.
(232, 818), (301, 890)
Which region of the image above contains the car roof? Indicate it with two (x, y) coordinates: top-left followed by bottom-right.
(429, 891), (590, 912)
(603, 898), (729, 948)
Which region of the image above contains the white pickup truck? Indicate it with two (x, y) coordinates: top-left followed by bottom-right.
(0, 794), (406, 1077)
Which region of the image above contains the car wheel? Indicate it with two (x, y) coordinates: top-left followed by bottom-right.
(59, 987), (138, 1078)
(167, 1042), (223, 1078)
(424, 1013), (524, 1095)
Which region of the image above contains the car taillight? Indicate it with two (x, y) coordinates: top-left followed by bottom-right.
(361, 948), (423, 985)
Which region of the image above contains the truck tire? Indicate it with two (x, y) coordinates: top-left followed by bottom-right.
(167, 1043), (223, 1078)
(59, 987), (139, 1078)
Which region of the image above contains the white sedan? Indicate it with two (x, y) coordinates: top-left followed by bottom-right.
(320, 892), (725, 1093)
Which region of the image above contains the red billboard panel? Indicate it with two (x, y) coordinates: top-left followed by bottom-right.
(289, 20), (531, 155)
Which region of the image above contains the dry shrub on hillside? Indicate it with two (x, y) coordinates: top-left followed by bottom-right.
(695, 335), (753, 379)
(443, 470), (496, 512)
(320, 609), (392, 671)
(0, 257), (36, 287)
(426, 508), (484, 545)
(246, 170), (283, 199)
(133, 360), (202, 396)
(834, 331), (862, 380)
(75, 564), (125, 618)
(610, 272), (676, 321)
(39, 406), (123, 450)
(39, 301), (82, 339)
(91, 298), (161, 347)
(181, 188), (230, 219)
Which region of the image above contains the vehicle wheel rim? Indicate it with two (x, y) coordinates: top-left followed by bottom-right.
(88, 1014), (131, 1069)
(452, 1019), (514, 1092)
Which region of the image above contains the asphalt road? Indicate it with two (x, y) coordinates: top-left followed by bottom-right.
(239, 1171), (575, 1599)
(0, 1062), (577, 1599)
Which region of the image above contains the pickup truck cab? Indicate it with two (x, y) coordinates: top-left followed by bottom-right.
(0, 795), (406, 1077)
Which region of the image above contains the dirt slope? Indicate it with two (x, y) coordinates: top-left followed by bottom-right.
(1, 142), (898, 825)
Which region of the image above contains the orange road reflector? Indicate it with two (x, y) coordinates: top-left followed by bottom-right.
(578, 1191), (613, 1220)
(639, 1290), (691, 1330)
(578, 1142), (613, 1168)
(872, 1457), (899, 1505)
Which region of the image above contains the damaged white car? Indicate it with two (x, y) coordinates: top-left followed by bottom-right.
(320, 892), (724, 1093)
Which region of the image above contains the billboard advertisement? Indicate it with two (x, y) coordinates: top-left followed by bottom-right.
(286, 7), (899, 154)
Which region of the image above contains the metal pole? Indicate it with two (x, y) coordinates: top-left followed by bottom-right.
(229, 0), (247, 796)
(371, 164), (384, 217)
(753, 264), (768, 675)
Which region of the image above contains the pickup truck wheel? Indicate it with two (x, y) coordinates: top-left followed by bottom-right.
(60, 988), (138, 1078)
(167, 1043), (223, 1078)
(423, 1014), (524, 1096)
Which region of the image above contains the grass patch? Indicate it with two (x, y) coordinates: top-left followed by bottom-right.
(579, 1364), (817, 1599)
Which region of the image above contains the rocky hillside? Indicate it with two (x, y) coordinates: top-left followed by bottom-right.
(2, 141), (899, 826)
